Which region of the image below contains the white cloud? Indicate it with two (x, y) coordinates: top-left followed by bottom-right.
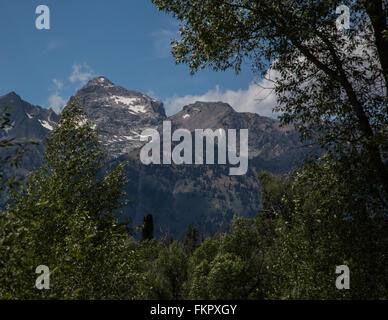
(52, 78), (63, 91)
(47, 63), (96, 113)
(48, 63), (95, 113)
(146, 90), (159, 99)
(48, 93), (66, 113)
(69, 63), (95, 84)
(163, 69), (279, 117)
(48, 78), (66, 113)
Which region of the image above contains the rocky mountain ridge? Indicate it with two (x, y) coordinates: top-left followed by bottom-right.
(0, 77), (308, 237)
(67, 76), (166, 157)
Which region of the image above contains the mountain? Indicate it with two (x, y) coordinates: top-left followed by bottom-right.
(168, 101), (300, 160)
(119, 101), (305, 237)
(0, 91), (58, 175)
(67, 76), (166, 157)
(0, 77), (309, 237)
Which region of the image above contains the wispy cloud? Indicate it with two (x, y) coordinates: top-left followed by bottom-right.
(52, 78), (63, 91)
(163, 70), (279, 117)
(43, 40), (64, 54)
(48, 93), (66, 113)
(69, 63), (95, 84)
(48, 63), (96, 113)
(48, 78), (66, 113)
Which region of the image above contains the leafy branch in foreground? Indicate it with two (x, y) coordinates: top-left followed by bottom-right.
(152, 0), (388, 202)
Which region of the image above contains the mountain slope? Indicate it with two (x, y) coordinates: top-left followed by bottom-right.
(168, 101), (300, 160)
(119, 101), (305, 237)
(0, 78), (309, 237)
(0, 91), (58, 174)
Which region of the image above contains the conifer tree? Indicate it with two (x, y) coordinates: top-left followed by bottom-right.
(183, 224), (199, 253)
(141, 213), (154, 241)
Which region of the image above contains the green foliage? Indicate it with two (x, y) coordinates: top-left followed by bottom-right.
(148, 0), (388, 300)
(188, 218), (266, 300)
(143, 241), (189, 299)
(0, 100), (143, 299)
(152, 0), (388, 203)
(258, 157), (388, 299)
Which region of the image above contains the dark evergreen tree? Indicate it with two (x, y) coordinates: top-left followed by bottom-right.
(183, 224), (199, 253)
(141, 213), (154, 241)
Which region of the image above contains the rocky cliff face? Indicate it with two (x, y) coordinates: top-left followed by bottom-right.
(0, 91), (58, 174)
(68, 76), (166, 157)
(168, 101), (300, 160)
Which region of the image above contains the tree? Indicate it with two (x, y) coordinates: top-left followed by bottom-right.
(257, 158), (388, 299)
(152, 0), (388, 202)
(257, 171), (294, 220)
(0, 100), (142, 299)
(141, 213), (154, 241)
(152, 1), (388, 298)
(144, 241), (189, 299)
(188, 218), (267, 299)
(183, 224), (199, 253)
(0, 106), (40, 299)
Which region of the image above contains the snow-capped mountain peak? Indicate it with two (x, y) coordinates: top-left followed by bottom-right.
(67, 76), (166, 156)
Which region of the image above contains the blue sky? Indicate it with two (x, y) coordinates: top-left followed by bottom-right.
(0, 0), (276, 116)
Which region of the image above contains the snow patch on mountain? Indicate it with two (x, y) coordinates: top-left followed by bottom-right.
(110, 95), (147, 114)
(39, 119), (54, 131)
(112, 96), (138, 105)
